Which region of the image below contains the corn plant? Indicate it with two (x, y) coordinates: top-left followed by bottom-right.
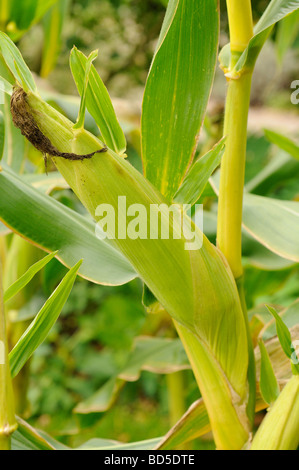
(0, 0), (298, 451)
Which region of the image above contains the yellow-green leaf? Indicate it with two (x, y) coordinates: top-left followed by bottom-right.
(3, 251), (58, 303)
(258, 340), (280, 406)
(264, 128), (299, 161)
(9, 260), (81, 378)
(174, 139), (225, 206)
(70, 47), (126, 154)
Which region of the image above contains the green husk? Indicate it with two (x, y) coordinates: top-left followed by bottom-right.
(251, 375), (299, 450)
(11, 88), (251, 449)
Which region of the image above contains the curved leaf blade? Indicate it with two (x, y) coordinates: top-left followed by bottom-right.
(259, 340), (280, 406)
(0, 32), (36, 92)
(243, 194), (299, 262)
(157, 399), (211, 450)
(266, 305), (299, 373)
(11, 418), (55, 451)
(3, 250), (58, 303)
(276, 9), (299, 62)
(70, 47), (126, 154)
(0, 166), (136, 286)
(73, 50), (98, 129)
(141, 0), (219, 199)
(9, 260), (81, 378)
(76, 437), (162, 451)
(262, 299), (299, 341)
(75, 336), (189, 414)
(264, 129), (299, 161)
(174, 139), (225, 206)
(251, 375), (299, 450)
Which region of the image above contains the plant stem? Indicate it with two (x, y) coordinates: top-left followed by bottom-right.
(166, 371), (189, 450)
(0, 435), (11, 450)
(166, 371), (186, 427)
(217, 1), (256, 425)
(226, 0), (254, 66)
(217, 1), (254, 280)
(217, 72), (252, 280)
(0, 260), (17, 450)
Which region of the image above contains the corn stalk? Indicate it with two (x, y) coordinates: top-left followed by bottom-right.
(0, 258), (17, 450)
(217, 0), (256, 425)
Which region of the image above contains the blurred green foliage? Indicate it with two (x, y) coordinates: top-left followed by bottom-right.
(18, 0), (294, 98)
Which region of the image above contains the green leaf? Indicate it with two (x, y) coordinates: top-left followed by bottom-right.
(266, 305), (299, 374)
(0, 77), (13, 96)
(74, 377), (124, 414)
(251, 375), (299, 450)
(0, 32), (36, 92)
(73, 50), (98, 129)
(120, 336), (189, 380)
(11, 418), (55, 451)
(242, 233), (296, 271)
(3, 251), (57, 303)
(264, 129), (299, 161)
(254, 1), (299, 37)
(76, 437), (162, 451)
(242, 194), (299, 263)
(256, 326), (296, 386)
(174, 139), (225, 206)
(159, 331), (296, 450)
(220, 0), (299, 74)
(157, 399), (211, 450)
(262, 299), (299, 341)
(0, 166), (136, 286)
(245, 152), (295, 193)
(141, 0), (219, 200)
(159, 389), (270, 450)
(9, 260), (81, 377)
(70, 47), (126, 154)
(211, 170), (299, 261)
(35, 0), (59, 22)
(258, 340), (280, 406)
(10, 0), (38, 31)
(75, 336), (189, 414)
(23, 171), (69, 193)
(40, 0), (69, 78)
(276, 9), (299, 63)
(7, 0), (60, 42)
